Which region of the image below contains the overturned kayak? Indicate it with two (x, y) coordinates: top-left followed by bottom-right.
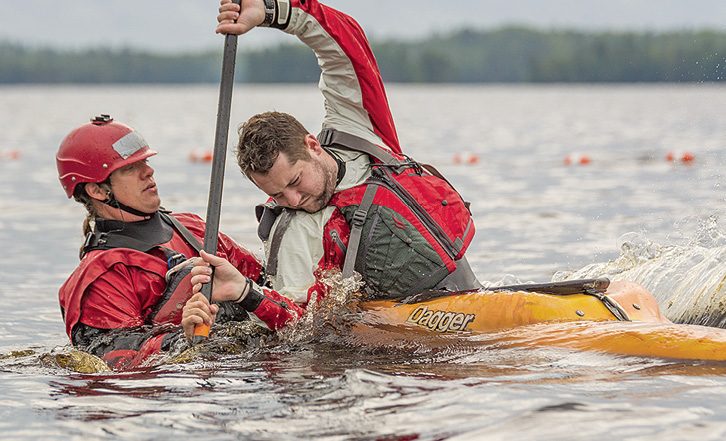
(359, 278), (726, 361)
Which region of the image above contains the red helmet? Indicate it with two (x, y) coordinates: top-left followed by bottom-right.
(56, 115), (157, 198)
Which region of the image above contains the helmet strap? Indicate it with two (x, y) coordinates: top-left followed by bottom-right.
(91, 183), (154, 219)
(103, 194), (155, 218)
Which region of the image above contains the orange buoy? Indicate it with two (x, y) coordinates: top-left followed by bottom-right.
(453, 152), (479, 165)
(564, 153), (591, 166)
(0, 149), (20, 160)
(189, 149), (213, 163)
(666, 150), (695, 163)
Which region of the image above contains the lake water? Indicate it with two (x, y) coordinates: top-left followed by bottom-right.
(1, 84), (725, 440)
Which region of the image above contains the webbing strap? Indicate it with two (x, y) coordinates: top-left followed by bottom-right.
(265, 209), (296, 278)
(256, 202), (283, 241)
(585, 290), (631, 322)
(318, 128), (402, 166)
(453, 218), (474, 255)
(342, 184), (379, 278)
(161, 212), (203, 254)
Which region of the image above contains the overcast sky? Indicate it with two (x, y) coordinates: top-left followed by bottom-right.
(2, 0), (726, 52)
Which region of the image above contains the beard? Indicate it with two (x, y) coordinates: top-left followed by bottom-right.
(303, 159), (338, 213)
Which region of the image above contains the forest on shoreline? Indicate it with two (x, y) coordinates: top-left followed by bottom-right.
(2, 27), (725, 83)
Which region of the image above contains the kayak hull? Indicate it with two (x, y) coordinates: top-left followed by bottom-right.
(358, 281), (726, 361)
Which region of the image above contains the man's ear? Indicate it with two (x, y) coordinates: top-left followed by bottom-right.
(305, 134), (324, 156)
(85, 183), (109, 202)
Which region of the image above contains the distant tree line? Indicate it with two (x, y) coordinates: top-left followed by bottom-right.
(2, 27), (725, 83)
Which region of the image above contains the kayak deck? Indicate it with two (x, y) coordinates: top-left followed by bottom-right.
(358, 280), (726, 361)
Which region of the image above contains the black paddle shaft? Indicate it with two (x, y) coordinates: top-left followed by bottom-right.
(201, 27), (239, 261)
(194, 0), (241, 344)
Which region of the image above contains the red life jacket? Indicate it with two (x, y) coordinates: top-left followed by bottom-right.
(320, 129), (476, 297)
(59, 212), (213, 338)
(59, 248), (169, 339)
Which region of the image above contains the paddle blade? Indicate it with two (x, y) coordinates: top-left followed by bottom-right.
(192, 323), (211, 344)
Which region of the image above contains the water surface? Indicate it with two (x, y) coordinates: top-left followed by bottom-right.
(1, 84), (725, 440)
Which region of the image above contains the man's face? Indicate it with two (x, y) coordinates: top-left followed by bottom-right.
(251, 145), (337, 214)
(109, 159), (161, 214)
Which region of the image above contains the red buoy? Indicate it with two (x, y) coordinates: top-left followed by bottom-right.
(666, 150), (695, 163)
(189, 149), (213, 163)
(0, 149), (20, 160)
(453, 152), (479, 165)
(564, 153), (591, 166)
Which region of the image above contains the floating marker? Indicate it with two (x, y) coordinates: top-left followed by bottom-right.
(189, 149), (213, 163)
(0, 149), (20, 160)
(564, 153), (591, 166)
(453, 152), (479, 165)
(666, 150), (695, 163)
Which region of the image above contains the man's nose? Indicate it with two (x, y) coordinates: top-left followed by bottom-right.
(283, 190), (302, 208)
(140, 162), (154, 178)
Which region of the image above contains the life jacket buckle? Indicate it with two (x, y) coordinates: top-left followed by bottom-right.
(351, 207), (368, 226)
(80, 231), (96, 259)
(82, 231), (94, 249)
(166, 253), (187, 270)
(97, 232), (108, 246)
(319, 128), (335, 147)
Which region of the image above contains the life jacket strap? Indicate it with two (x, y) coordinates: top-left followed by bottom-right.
(265, 209), (296, 278)
(255, 201), (284, 241)
(160, 212), (203, 253)
(318, 128), (403, 167)
(341, 183), (379, 278)
(319, 128), (472, 212)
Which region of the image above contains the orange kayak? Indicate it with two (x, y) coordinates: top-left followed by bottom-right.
(359, 278), (726, 361)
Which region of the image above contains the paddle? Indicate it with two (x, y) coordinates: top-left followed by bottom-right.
(192, 0), (242, 344)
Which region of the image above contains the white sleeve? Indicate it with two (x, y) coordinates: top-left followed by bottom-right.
(264, 206), (337, 303)
(283, 4), (399, 151)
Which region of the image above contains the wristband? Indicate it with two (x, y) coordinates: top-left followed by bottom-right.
(233, 277), (253, 303)
(260, 0), (291, 29)
(260, 0), (276, 27)
(239, 281), (265, 312)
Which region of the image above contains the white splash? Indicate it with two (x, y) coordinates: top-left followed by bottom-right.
(278, 269), (365, 344)
(555, 220), (726, 328)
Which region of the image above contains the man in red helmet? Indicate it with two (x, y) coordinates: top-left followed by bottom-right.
(56, 114), (263, 370)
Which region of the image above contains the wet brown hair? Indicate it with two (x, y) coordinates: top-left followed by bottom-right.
(72, 179), (112, 257)
(236, 111), (311, 178)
